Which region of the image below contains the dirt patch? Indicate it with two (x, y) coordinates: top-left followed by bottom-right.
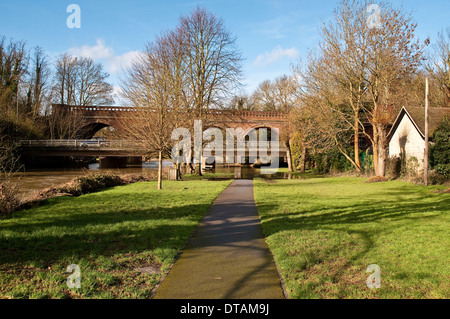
(134, 264), (162, 275)
(432, 188), (450, 194)
(366, 176), (388, 183)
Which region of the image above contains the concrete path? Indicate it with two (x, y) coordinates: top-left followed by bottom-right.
(153, 179), (285, 299)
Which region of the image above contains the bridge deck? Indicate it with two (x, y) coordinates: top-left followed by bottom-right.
(20, 140), (287, 158)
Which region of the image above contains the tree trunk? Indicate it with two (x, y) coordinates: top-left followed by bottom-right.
(373, 124), (387, 177)
(376, 144), (387, 177)
(286, 140), (294, 172)
(351, 83), (362, 174)
(195, 163), (202, 176)
(176, 162), (182, 181)
(354, 116), (362, 174)
(157, 150), (163, 190)
(300, 140), (307, 173)
(372, 124), (379, 176)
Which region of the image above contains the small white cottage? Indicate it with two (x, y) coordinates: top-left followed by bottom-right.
(388, 106), (450, 170)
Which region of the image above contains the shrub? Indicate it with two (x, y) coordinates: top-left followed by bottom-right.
(386, 156), (402, 179)
(402, 156), (421, 179)
(430, 117), (449, 180)
(311, 148), (355, 174)
(367, 176), (388, 183)
(26, 172), (157, 205)
(60, 172), (124, 196)
(428, 169), (449, 185)
(0, 182), (21, 218)
(434, 164), (450, 178)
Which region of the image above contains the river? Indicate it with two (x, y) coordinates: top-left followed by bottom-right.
(12, 161), (171, 198)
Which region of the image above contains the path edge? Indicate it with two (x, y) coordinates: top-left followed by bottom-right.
(252, 179), (289, 299)
(149, 179), (234, 299)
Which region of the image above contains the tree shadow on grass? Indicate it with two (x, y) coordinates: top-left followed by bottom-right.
(255, 185), (449, 297)
(257, 188), (449, 235)
(0, 200), (214, 266)
(258, 197), (448, 232)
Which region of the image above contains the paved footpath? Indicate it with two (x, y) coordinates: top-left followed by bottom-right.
(153, 179), (285, 299)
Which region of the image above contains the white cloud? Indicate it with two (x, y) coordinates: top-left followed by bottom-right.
(69, 39), (113, 60)
(253, 46), (299, 67)
(69, 39), (140, 74)
(112, 85), (127, 105)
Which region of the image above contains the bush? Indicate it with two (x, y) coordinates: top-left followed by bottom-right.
(26, 172), (157, 205)
(63, 173), (123, 196)
(386, 156), (402, 179)
(428, 169), (449, 185)
(0, 110), (45, 140)
(434, 164), (450, 178)
(0, 182), (21, 218)
(367, 176), (388, 183)
(402, 156), (421, 178)
(311, 148), (355, 174)
(430, 117), (449, 179)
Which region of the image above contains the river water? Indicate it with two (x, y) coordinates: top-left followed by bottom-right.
(12, 161), (169, 198)
(12, 161), (293, 198)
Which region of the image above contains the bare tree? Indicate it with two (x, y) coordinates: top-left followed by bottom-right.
(426, 28), (450, 108)
(317, 0), (374, 173)
(52, 54), (114, 107)
(273, 75), (297, 112)
(75, 57), (114, 106)
(252, 80), (277, 111)
(179, 7), (242, 114)
(26, 46), (51, 118)
(178, 7), (243, 174)
(120, 31), (187, 189)
(227, 94), (254, 111)
(120, 8), (243, 182)
(252, 76), (296, 112)
(292, 60), (357, 173)
(295, 0), (426, 176)
(46, 104), (84, 139)
(363, 1), (426, 176)
(0, 36), (28, 112)
(0, 136), (20, 177)
(47, 54), (114, 139)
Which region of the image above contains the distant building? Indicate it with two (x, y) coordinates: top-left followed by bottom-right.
(388, 106), (450, 171)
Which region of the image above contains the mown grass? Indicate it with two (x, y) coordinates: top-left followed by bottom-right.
(0, 180), (231, 299)
(254, 177), (449, 299)
(182, 172), (236, 180)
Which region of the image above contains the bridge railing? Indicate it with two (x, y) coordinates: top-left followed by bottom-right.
(19, 140), (140, 149)
(53, 104), (288, 119)
(20, 140), (285, 150)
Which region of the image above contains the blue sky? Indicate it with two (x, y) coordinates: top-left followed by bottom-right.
(1, 0), (449, 103)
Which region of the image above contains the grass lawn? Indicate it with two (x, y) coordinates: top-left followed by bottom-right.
(254, 177), (449, 299)
(0, 180), (231, 299)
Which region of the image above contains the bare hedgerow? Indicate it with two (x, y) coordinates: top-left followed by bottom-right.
(0, 182), (21, 217)
(0, 137), (22, 218)
(23, 171), (159, 208)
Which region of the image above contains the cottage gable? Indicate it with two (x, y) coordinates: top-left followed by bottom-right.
(388, 106), (450, 170)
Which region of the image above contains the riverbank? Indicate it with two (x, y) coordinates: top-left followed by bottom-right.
(11, 160), (174, 197)
(22, 171), (160, 205)
(0, 170), (164, 218)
